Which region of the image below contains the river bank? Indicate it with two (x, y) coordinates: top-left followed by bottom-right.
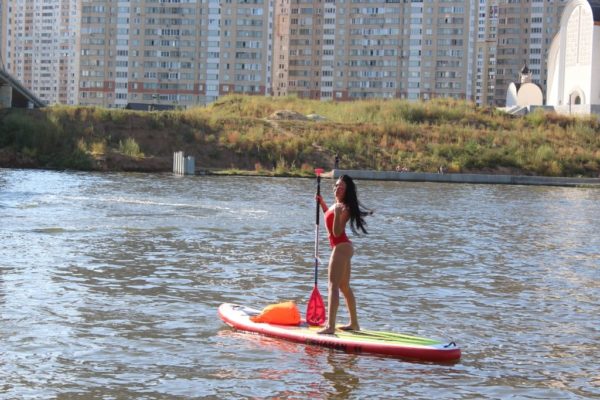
(5, 163), (597, 188)
(1, 95), (599, 177)
(331, 169), (600, 187)
(202, 167), (600, 187)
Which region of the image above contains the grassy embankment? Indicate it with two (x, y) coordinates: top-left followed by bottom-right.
(0, 95), (599, 177)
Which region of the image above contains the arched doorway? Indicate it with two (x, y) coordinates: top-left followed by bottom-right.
(569, 89), (585, 106)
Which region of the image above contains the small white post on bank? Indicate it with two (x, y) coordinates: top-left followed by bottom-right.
(173, 151), (195, 175)
(184, 156), (195, 175)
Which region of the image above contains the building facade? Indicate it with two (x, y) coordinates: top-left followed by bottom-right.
(473, 0), (499, 105)
(272, 0), (566, 105)
(278, 0), (478, 102)
(76, 0), (274, 108)
(2, 0), (79, 105)
(272, 0), (290, 97)
(1, 0), (571, 108)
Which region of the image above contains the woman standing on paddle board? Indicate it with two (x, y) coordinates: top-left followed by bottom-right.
(316, 174), (371, 335)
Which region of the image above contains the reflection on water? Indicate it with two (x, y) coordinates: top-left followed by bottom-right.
(321, 352), (361, 399)
(0, 169), (599, 398)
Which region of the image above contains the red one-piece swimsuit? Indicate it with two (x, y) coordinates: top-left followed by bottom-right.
(324, 208), (351, 249)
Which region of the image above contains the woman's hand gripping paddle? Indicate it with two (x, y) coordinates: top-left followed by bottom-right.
(306, 168), (326, 326)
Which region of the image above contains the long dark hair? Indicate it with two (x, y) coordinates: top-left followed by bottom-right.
(339, 175), (372, 235)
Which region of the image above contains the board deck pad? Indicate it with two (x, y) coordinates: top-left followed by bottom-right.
(218, 303), (461, 362)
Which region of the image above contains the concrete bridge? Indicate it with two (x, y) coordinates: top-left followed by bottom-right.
(0, 69), (45, 108)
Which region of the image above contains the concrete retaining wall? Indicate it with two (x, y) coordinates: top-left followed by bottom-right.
(332, 169), (600, 187)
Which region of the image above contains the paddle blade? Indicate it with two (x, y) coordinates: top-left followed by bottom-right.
(306, 286), (326, 326)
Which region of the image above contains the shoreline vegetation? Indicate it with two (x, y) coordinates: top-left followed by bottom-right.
(1, 94), (599, 178)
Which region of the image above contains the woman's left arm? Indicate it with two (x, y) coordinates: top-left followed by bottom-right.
(332, 204), (350, 237)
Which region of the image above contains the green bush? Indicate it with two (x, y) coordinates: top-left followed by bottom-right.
(118, 137), (144, 158)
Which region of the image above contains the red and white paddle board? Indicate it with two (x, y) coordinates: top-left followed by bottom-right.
(218, 303), (461, 362)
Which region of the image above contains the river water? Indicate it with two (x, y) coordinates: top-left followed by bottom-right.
(0, 169), (598, 399)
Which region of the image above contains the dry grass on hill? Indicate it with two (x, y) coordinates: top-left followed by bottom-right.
(1, 95), (599, 177)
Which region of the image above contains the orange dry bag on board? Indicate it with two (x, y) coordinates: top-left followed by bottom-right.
(250, 301), (301, 325)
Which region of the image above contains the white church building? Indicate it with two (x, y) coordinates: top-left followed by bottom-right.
(506, 64), (544, 109)
(546, 0), (600, 115)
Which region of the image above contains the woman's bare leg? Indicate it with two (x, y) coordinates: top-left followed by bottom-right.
(339, 254), (359, 331)
(318, 243), (353, 334)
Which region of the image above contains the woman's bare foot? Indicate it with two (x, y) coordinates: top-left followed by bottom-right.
(317, 326), (336, 335)
(339, 324), (359, 331)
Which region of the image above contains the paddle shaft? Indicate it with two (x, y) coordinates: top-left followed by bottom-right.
(314, 173), (321, 286)
(306, 168), (326, 326)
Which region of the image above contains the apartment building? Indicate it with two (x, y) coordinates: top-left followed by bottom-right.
(473, 1), (499, 105)
(278, 0), (565, 106)
(277, 0), (477, 101)
(2, 0), (79, 105)
(272, 0), (290, 96)
(78, 0), (273, 108)
(2, 0), (569, 107)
